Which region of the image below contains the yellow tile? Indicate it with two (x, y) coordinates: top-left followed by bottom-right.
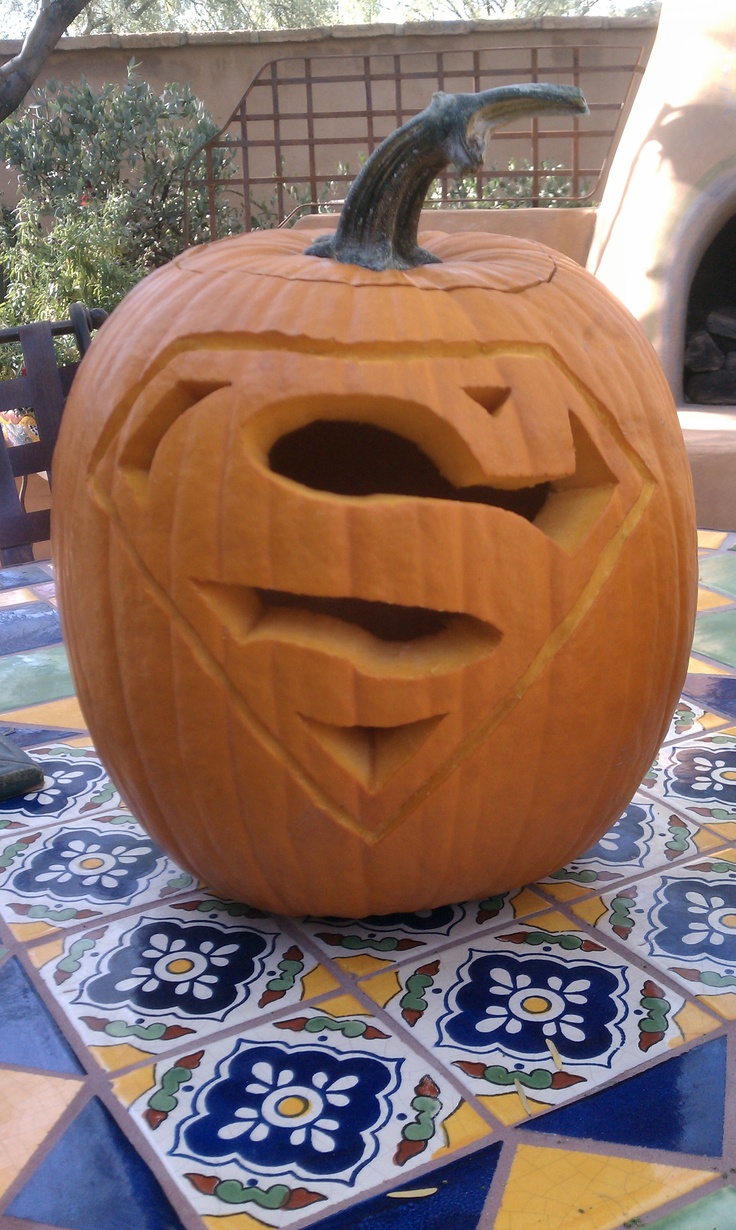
(299, 965), (340, 1001)
(8, 921), (56, 943)
(699, 991), (736, 1019)
(571, 897), (608, 927)
(538, 880), (590, 903)
(528, 910), (582, 933)
(203, 1214), (278, 1230)
(695, 827), (728, 851)
(687, 656), (729, 675)
(27, 937), (65, 969)
(318, 992), (374, 1017)
(702, 844), (736, 859)
(510, 887), (549, 918)
(700, 820), (736, 840)
(698, 587), (733, 611)
(494, 1144), (712, 1230)
(334, 954), (393, 978)
(433, 1099), (492, 1157)
(477, 1091), (547, 1125)
(700, 710), (734, 731)
(698, 530), (728, 549)
(0, 587), (37, 609)
(112, 1065), (157, 1108)
(0, 696), (87, 729)
(0, 1067), (82, 1196)
(90, 1042), (153, 1071)
(670, 1000), (720, 1044)
(358, 968), (403, 1009)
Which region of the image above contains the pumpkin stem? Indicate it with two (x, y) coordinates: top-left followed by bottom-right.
(305, 84), (588, 272)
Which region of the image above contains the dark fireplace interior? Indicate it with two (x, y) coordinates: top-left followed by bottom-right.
(684, 213), (736, 404)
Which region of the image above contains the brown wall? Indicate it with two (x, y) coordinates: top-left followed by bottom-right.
(0, 17), (656, 207)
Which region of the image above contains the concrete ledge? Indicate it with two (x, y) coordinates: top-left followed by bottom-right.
(0, 16), (657, 54)
(678, 407), (736, 531)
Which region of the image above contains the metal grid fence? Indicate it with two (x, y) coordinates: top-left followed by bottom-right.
(183, 42), (646, 241)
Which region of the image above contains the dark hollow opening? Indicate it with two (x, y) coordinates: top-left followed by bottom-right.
(256, 589), (452, 641)
(684, 213), (736, 403)
(268, 420), (550, 520)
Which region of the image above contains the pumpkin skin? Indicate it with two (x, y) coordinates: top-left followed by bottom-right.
(52, 220), (697, 916)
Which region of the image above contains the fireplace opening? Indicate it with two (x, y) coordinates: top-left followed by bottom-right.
(684, 213), (736, 404)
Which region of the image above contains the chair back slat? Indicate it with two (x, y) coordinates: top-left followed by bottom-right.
(0, 304), (106, 565)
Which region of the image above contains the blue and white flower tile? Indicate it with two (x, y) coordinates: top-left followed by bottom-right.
(7, 547), (736, 1229)
(662, 697), (729, 743)
(572, 847), (736, 1020)
(357, 909), (718, 1125)
(0, 812), (196, 940)
(539, 794), (723, 902)
(114, 997), (493, 1227)
(293, 884), (549, 967)
(0, 741), (129, 833)
(642, 727), (736, 838)
(31, 892), (342, 1069)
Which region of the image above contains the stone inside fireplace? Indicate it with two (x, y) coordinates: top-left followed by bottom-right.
(684, 213), (736, 405)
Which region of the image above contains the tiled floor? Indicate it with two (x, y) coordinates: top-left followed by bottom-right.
(5, 539), (736, 1228)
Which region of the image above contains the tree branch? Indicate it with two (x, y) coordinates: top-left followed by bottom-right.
(0, 0), (91, 122)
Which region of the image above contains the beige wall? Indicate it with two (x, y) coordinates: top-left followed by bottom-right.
(0, 17), (656, 208)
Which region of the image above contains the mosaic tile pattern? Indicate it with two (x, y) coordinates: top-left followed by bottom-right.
(3, 541), (736, 1230)
(358, 910), (718, 1125)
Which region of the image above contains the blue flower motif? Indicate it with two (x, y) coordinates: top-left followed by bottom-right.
(11, 828), (161, 902)
(0, 755), (108, 819)
(178, 1040), (397, 1182)
(440, 951), (625, 1063)
(665, 746), (736, 805)
(81, 919), (270, 1018)
(649, 877), (736, 963)
(582, 802), (648, 865)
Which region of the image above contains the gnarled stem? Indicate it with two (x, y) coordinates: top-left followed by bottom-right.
(305, 83), (588, 272)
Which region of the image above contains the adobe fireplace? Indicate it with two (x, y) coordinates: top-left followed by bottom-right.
(587, 0), (736, 526)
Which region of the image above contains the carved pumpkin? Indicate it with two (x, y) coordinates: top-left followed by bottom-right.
(53, 86), (697, 916)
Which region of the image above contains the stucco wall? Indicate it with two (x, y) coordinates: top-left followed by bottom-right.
(0, 17), (656, 208)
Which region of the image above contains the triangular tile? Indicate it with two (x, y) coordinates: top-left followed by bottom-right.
(313, 1141), (503, 1228)
(6, 1096), (188, 1230)
(0, 722), (84, 749)
(683, 673), (736, 721)
(0, 1067), (82, 1198)
(524, 1038), (726, 1156)
(0, 958), (82, 1074)
(494, 1144), (711, 1230)
(647, 1185), (736, 1228)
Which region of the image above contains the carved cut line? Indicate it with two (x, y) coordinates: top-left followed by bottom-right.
(118, 379), (232, 476)
(193, 580), (502, 672)
(90, 338), (657, 844)
(298, 712), (447, 796)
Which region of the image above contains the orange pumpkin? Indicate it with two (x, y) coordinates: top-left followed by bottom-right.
(53, 86), (697, 916)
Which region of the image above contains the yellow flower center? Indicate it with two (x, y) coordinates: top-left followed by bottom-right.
(276, 1095), (311, 1118)
(167, 958), (195, 975)
(80, 857), (105, 870)
(520, 995), (552, 1015)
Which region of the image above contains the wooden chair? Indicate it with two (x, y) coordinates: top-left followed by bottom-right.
(0, 303), (107, 565)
